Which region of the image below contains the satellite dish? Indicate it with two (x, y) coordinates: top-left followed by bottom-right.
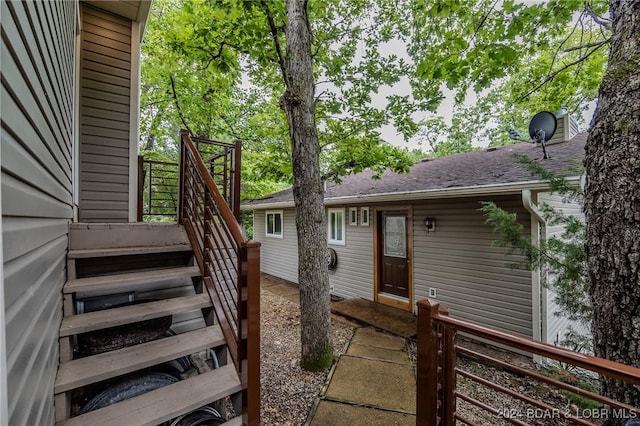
(528, 111), (557, 142)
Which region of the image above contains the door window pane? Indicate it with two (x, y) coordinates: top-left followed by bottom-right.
(384, 216), (406, 257)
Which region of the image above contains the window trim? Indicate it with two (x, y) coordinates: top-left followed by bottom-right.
(327, 208), (346, 246)
(348, 207), (358, 226)
(360, 207), (370, 226)
(265, 210), (284, 239)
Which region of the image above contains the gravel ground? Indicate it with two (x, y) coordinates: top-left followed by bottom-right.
(260, 288), (354, 426)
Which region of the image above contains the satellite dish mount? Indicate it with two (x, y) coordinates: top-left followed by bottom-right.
(528, 111), (557, 159)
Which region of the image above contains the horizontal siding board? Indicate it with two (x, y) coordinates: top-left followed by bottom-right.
(80, 162), (128, 176)
(83, 5), (132, 34)
(254, 210), (299, 284)
(78, 210), (129, 221)
(18, 0), (73, 156)
(538, 192), (590, 344)
(82, 87), (130, 105)
(82, 21), (132, 44)
(80, 181), (129, 193)
(82, 30), (131, 54)
(2, 217), (68, 263)
(80, 191), (129, 202)
(81, 114), (130, 131)
(3, 235), (67, 309)
(1, 131), (72, 205)
(7, 275), (62, 423)
(82, 56), (131, 79)
(81, 152), (129, 166)
(2, 173), (72, 219)
(82, 95), (130, 113)
(2, 0), (74, 423)
(81, 143), (129, 158)
(79, 2), (131, 223)
(0, 54), (71, 181)
(412, 196), (533, 337)
(82, 105), (130, 124)
(81, 39), (131, 62)
(80, 200), (129, 211)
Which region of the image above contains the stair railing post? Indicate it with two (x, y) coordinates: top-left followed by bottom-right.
(137, 155), (144, 222)
(417, 299), (442, 426)
(240, 241), (260, 425)
(232, 139), (241, 221)
(178, 130), (188, 224)
(440, 306), (456, 426)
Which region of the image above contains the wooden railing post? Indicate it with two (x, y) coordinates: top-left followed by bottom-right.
(232, 139), (241, 221)
(440, 306), (456, 426)
(241, 241), (261, 426)
(178, 130), (188, 224)
(137, 155), (144, 222)
(417, 299), (441, 426)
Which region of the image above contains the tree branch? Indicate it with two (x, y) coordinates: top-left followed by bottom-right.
(563, 39), (610, 53)
(519, 41), (609, 101)
(197, 42), (227, 71)
(259, 0), (287, 80)
(169, 75), (192, 135)
(584, 3), (611, 30)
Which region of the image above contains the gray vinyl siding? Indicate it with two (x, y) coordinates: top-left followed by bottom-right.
(253, 210), (299, 284)
(413, 196), (533, 337)
(79, 4), (131, 222)
(538, 191), (589, 345)
(1, 1), (76, 424)
(328, 207), (374, 300)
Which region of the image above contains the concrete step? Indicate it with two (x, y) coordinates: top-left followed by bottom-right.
(60, 293), (212, 338)
(57, 364), (242, 426)
(63, 266), (201, 298)
(55, 325), (224, 393)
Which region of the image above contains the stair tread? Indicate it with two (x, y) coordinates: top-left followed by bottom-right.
(60, 293), (211, 337)
(55, 325), (224, 393)
(220, 416), (243, 426)
(57, 364), (242, 426)
(67, 244), (192, 259)
(63, 266), (201, 295)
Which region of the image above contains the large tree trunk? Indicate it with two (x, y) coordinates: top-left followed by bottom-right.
(282, 0), (333, 371)
(585, 0), (640, 417)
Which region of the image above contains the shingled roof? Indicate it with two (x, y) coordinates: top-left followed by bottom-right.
(244, 133), (586, 209)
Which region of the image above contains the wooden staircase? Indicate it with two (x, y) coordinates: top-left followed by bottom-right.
(55, 223), (244, 425)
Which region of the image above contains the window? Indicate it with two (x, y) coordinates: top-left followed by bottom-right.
(349, 207), (358, 226)
(360, 207), (370, 226)
(265, 210), (283, 238)
(328, 208), (345, 245)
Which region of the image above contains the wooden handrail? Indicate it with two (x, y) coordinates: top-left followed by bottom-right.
(416, 299), (640, 426)
(181, 131), (245, 244)
(178, 130), (260, 425)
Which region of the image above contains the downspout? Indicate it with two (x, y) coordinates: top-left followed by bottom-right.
(522, 190), (546, 356)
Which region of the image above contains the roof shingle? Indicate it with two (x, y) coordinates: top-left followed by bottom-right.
(245, 134), (586, 207)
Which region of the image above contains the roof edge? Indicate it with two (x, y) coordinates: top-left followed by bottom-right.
(242, 177), (581, 210)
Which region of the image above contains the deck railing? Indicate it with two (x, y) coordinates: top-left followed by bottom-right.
(178, 130), (260, 424)
(137, 156), (180, 221)
(138, 137), (241, 222)
(416, 299), (640, 426)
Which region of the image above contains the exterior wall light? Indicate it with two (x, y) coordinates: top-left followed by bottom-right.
(425, 217), (436, 232)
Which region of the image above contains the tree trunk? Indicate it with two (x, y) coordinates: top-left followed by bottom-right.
(282, 0), (333, 371)
(585, 0), (640, 418)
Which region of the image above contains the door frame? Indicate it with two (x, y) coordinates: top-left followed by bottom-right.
(373, 205), (413, 311)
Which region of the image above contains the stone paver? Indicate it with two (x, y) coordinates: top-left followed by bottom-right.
(324, 355), (416, 413)
(350, 326), (406, 350)
(346, 342), (411, 364)
(310, 400), (415, 426)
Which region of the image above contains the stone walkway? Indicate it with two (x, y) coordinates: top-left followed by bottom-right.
(309, 327), (416, 425)
(260, 274), (417, 425)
